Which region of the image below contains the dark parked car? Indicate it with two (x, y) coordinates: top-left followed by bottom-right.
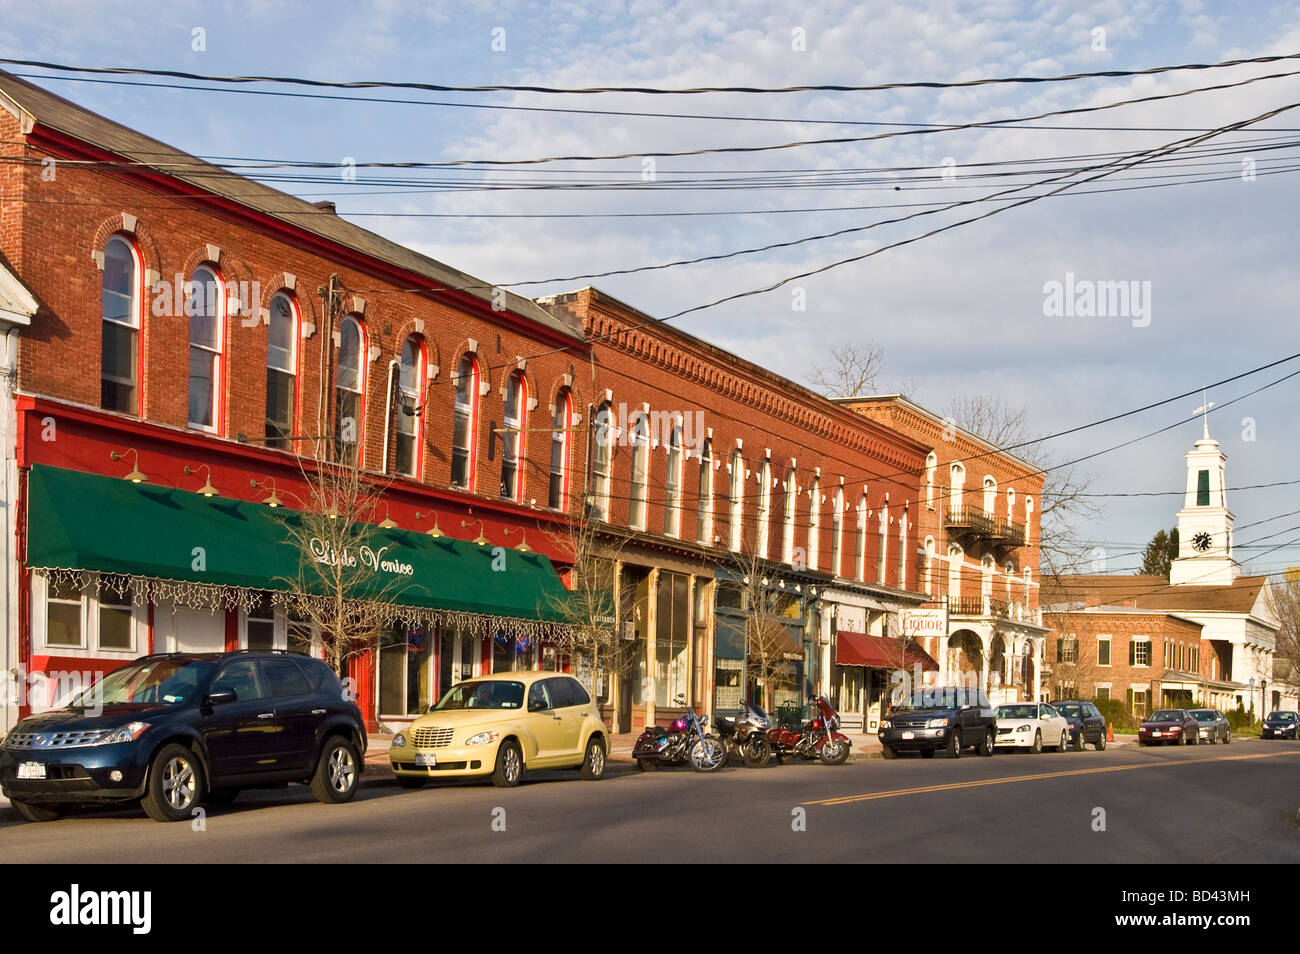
(1261, 711), (1300, 739)
(1189, 709), (1231, 744)
(1050, 699), (1108, 751)
(0, 651), (366, 822)
(879, 687), (996, 759)
(1138, 709), (1199, 746)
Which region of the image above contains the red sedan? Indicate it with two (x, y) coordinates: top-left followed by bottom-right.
(1138, 709), (1200, 746)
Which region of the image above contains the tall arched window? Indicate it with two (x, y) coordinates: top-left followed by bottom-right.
(925, 452), (937, 510)
(588, 401), (613, 520)
(451, 354), (479, 490)
(501, 370), (527, 501)
(728, 450), (744, 551)
(831, 486), (844, 576)
(950, 462), (966, 511)
(696, 438), (713, 544)
(1025, 496), (1034, 539)
(923, 536), (936, 595)
(548, 389), (572, 510)
(983, 476), (997, 515)
(187, 264), (223, 432)
(335, 316), (366, 464)
(807, 478), (821, 571)
(756, 461), (772, 558)
(101, 234), (141, 414)
(664, 420), (683, 537)
(948, 543), (964, 600)
(877, 503), (889, 584)
(981, 555), (995, 609)
(395, 336), (424, 478)
(897, 506), (908, 586)
(854, 493), (867, 581)
(629, 413), (649, 530)
(265, 292), (297, 449)
(781, 468), (797, 564)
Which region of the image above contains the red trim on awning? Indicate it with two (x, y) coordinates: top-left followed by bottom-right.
(835, 631), (938, 671)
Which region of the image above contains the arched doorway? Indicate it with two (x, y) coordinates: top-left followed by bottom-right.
(948, 629), (984, 688)
(989, 635), (1007, 698)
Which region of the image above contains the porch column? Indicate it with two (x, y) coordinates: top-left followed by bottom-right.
(645, 567), (658, 727)
(610, 559), (623, 733)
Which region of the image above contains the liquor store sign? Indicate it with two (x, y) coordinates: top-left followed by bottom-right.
(899, 608), (947, 639)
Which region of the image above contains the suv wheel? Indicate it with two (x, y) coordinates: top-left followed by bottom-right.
(310, 737), (360, 804)
(493, 740), (524, 788)
(977, 729), (994, 756)
(580, 736), (607, 780)
(12, 799), (62, 822)
(946, 729), (962, 759)
(141, 743), (202, 822)
(1095, 733), (1107, 751)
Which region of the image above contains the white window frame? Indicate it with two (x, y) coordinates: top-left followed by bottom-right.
(729, 451), (744, 551)
(186, 264), (224, 433)
(807, 478), (820, 571)
(32, 572), (146, 660)
(239, 603), (287, 650)
(781, 468), (796, 564)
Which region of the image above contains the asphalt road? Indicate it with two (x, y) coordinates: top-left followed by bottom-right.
(4, 738), (1299, 863)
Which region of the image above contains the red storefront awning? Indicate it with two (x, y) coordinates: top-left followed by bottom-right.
(835, 631), (938, 672)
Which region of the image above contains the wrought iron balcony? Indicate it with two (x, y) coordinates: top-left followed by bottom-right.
(948, 596), (1011, 618)
(944, 506), (994, 536)
(994, 517), (1027, 547)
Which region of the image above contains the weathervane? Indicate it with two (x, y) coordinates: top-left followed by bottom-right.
(1193, 388), (1215, 440)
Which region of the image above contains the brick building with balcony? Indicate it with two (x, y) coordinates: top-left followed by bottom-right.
(836, 395), (1049, 703)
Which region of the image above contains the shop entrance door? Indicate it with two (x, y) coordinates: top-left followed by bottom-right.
(159, 605), (226, 654)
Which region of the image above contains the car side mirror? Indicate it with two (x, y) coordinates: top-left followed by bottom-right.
(206, 689), (237, 706)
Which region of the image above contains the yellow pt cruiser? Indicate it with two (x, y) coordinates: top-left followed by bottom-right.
(389, 671), (610, 788)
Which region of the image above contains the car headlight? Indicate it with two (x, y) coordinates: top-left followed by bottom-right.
(879, 719), (891, 729)
(465, 731), (501, 746)
(1017, 724), (1032, 732)
(392, 733), (407, 748)
(97, 722), (150, 745)
(926, 717), (949, 728)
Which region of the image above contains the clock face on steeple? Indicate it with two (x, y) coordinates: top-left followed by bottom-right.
(1192, 531), (1213, 552)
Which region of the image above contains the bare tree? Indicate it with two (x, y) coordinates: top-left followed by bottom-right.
(943, 394), (1103, 584)
(728, 546), (803, 712)
(1040, 617), (1108, 700)
(1266, 574), (1300, 700)
(275, 455), (404, 674)
(807, 342), (885, 398)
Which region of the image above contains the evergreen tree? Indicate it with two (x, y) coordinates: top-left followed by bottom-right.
(1139, 527), (1179, 576)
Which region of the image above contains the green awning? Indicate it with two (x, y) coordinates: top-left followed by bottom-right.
(26, 464), (570, 625)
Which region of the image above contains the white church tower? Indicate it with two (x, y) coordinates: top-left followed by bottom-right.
(1169, 414), (1239, 587)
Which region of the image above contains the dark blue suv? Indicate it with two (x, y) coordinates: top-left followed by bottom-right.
(0, 651), (366, 822)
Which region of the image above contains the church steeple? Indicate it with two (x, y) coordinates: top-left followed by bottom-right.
(1169, 421), (1238, 586)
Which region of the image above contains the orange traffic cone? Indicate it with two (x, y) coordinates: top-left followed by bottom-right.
(1106, 722), (1115, 742)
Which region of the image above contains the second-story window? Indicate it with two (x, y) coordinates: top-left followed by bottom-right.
(101, 234), (141, 415)
(831, 486), (844, 576)
(696, 438), (713, 545)
(897, 506), (908, 586)
(548, 389), (571, 510)
(781, 468), (796, 564)
(877, 504), (888, 585)
(756, 460), (771, 558)
(728, 450), (744, 551)
(451, 354), (479, 489)
(501, 371), (526, 501)
(587, 400), (613, 520)
(629, 413), (649, 530)
(807, 478), (820, 571)
(395, 336), (424, 478)
(265, 292), (297, 449)
(187, 265), (223, 431)
(664, 421), (683, 537)
(335, 316), (365, 464)
(854, 494), (867, 581)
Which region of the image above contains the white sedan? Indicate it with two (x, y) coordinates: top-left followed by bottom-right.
(994, 703), (1071, 753)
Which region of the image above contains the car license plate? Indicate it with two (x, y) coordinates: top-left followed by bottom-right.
(901, 731), (915, 740)
(17, 762), (45, 780)
(414, 753), (437, 767)
(1151, 731), (1161, 737)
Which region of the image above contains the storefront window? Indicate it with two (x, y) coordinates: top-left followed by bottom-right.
(46, 578), (83, 647)
(246, 592), (275, 650)
(97, 576), (133, 650)
(654, 572), (690, 707)
(380, 622), (431, 715)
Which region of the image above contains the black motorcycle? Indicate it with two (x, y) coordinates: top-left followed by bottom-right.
(632, 703), (727, 773)
(716, 700), (773, 768)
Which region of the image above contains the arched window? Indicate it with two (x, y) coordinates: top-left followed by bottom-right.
(923, 536), (936, 595)
(1006, 487), (1016, 514)
(948, 543), (963, 599)
(664, 420), (683, 537)
(983, 476), (997, 515)
(500, 370), (527, 501)
(925, 452), (937, 510)
(807, 478), (821, 571)
(781, 468), (797, 564)
(101, 234), (141, 414)
(395, 336), (424, 478)
(756, 461), (772, 558)
(728, 450), (744, 551)
(629, 413), (649, 530)
(588, 401), (613, 520)
(1005, 562), (1015, 604)
(696, 438), (713, 545)
(548, 389), (572, 511)
(451, 354), (479, 489)
(265, 292), (297, 449)
(854, 494), (867, 581)
(831, 486), (844, 576)
(950, 462), (966, 511)
(335, 315), (366, 464)
(1025, 496), (1034, 538)
(897, 506), (908, 586)
(877, 503), (889, 584)
(187, 264), (223, 432)
(981, 554), (995, 608)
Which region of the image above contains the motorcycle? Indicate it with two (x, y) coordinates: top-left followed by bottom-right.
(768, 695), (852, 765)
(716, 700), (773, 768)
(632, 702), (727, 773)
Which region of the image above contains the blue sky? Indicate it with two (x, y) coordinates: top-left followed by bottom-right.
(4, 0), (1300, 576)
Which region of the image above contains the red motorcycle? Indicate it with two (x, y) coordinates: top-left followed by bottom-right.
(768, 695), (851, 765)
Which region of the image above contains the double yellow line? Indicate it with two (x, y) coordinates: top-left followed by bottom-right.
(804, 750), (1300, 807)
